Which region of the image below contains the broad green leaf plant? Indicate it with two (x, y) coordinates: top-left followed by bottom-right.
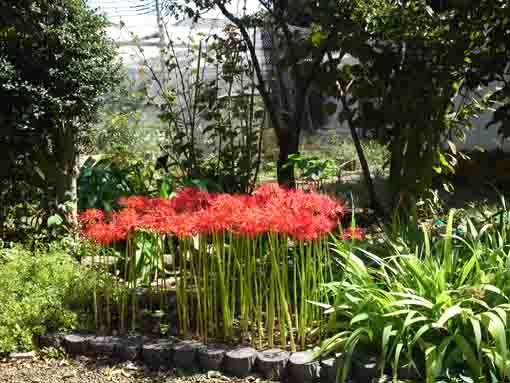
(318, 208), (510, 382)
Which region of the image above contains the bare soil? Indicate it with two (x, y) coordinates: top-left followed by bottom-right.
(0, 354), (271, 383)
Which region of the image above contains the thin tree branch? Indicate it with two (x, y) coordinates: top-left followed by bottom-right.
(334, 53), (385, 216)
(213, 1), (283, 137)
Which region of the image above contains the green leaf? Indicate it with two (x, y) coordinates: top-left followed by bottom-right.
(47, 214), (64, 227)
(351, 313), (369, 324)
(443, 209), (456, 274)
(469, 318), (482, 352)
(393, 343), (404, 378)
(436, 305), (464, 328)
(307, 300), (332, 310)
(447, 140), (457, 154)
(411, 323), (434, 346)
(482, 311), (507, 364)
(382, 325), (394, 361)
(458, 254), (478, 286)
(392, 299), (433, 309)
(310, 28), (328, 47)
(453, 334), (482, 378)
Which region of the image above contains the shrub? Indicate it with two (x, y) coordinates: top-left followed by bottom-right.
(78, 155), (158, 211)
(0, 244), (97, 353)
(0, 0), (121, 228)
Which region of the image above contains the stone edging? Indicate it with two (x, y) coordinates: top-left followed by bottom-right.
(37, 332), (345, 383)
(38, 332), (420, 382)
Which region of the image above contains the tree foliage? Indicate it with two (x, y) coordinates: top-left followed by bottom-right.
(314, 0), (510, 208)
(236, 2), (506, 190)
(169, 0), (507, 201)
(0, 0), (121, 235)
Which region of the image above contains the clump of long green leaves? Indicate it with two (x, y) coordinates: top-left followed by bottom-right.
(318, 207), (510, 382)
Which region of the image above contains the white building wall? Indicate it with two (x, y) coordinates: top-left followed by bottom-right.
(452, 81), (508, 152)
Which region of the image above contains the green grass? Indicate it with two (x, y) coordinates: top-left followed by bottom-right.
(326, 137), (389, 174)
(259, 135), (389, 183)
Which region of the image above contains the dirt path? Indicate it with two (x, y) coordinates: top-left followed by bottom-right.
(0, 355), (270, 383)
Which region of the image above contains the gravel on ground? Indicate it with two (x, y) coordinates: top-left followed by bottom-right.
(0, 354), (272, 383)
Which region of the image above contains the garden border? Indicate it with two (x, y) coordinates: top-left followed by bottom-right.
(37, 331), (356, 383)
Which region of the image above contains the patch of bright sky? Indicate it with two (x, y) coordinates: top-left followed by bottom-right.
(87, 0), (261, 36)
(86, 0), (263, 63)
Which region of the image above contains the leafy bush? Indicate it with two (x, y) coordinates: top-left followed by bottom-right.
(0, 0), (120, 225)
(284, 153), (337, 183)
(141, 27), (265, 194)
(0, 244), (97, 353)
(78, 155), (158, 211)
(87, 72), (163, 157)
(90, 110), (162, 156)
(319, 208), (510, 382)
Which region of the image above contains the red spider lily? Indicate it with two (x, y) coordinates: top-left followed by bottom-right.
(231, 206), (269, 237)
(193, 208), (230, 234)
(80, 184), (350, 349)
(284, 189), (340, 218)
(79, 208), (105, 224)
(170, 214), (198, 237)
(82, 222), (127, 245)
(254, 182), (286, 201)
(265, 208), (298, 237)
(315, 216), (338, 237)
(169, 187), (213, 213)
(334, 203), (347, 218)
(342, 226), (364, 241)
(81, 185), (346, 243)
(112, 208), (140, 232)
(287, 211), (316, 241)
(118, 195), (149, 210)
(142, 212), (176, 234)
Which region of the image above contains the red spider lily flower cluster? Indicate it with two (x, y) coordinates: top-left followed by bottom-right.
(78, 208), (105, 224)
(80, 183), (352, 245)
(342, 226), (364, 241)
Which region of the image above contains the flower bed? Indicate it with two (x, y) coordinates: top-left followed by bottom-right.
(80, 184), (347, 351)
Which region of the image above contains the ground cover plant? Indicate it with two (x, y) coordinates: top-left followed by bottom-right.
(79, 183), (347, 351)
(0, 244), (106, 353)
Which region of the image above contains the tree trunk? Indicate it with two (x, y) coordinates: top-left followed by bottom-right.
(389, 123), (404, 209)
(55, 159), (78, 224)
(276, 132), (299, 188)
(214, 0), (325, 190)
(337, 90), (384, 216)
(348, 122), (385, 216)
(54, 123), (78, 226)
(275, 84), (308, 188)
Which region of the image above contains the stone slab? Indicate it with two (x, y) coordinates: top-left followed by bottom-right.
(224, 346), (258, 377)
(257, 348), (290, 381)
